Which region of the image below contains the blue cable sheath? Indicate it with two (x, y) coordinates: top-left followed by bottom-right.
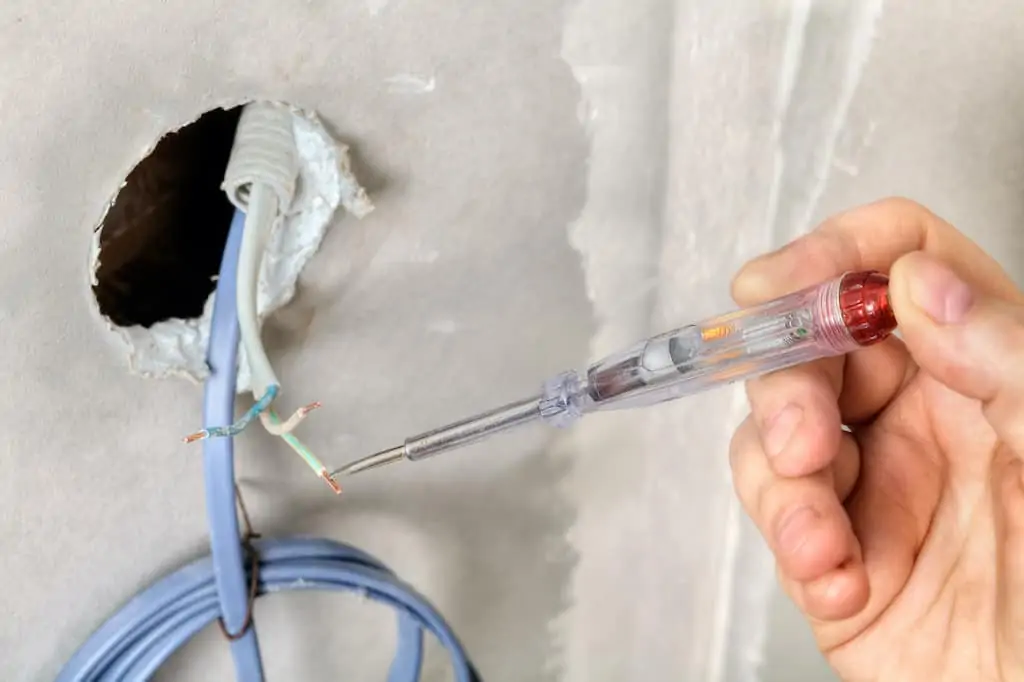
(202, 207), (265, 679)
(54, 537), (483, 681)
(55, 208), (482, 682)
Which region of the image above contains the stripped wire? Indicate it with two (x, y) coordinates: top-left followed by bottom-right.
(265, 410), (342, 494)
(183, 385), (280, 443)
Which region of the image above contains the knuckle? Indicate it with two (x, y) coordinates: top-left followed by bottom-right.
(744, 372), (788, 414)
(878, 195), (929, 215)
(758, 471), (832, 532)
(742, 378), (765, 417)
(759, 479), (797, 525)
(812, 356), (844, 392)
(746, 363), (839, 417)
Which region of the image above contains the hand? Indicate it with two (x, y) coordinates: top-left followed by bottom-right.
(728, 198), (1024, 681)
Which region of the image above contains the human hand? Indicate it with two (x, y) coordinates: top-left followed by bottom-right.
(728, 198), (1024, 681)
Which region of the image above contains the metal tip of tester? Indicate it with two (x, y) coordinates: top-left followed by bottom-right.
(330, 445), (407, 478)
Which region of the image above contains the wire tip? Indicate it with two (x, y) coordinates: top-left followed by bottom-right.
(183, 431), (208, 444)
(320, 471), (343, 495)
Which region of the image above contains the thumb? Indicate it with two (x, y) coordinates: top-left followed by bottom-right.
(889, 251), (1024, 454)
(892, 251), (1024, 670)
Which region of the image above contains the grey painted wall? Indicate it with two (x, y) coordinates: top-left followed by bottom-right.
(2, 1), (1022, 681)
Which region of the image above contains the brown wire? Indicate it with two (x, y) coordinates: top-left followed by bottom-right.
(217, 484), (261, 641)
(234, 483), (256, 538)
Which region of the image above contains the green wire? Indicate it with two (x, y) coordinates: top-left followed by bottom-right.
(266, 409), (327, 475)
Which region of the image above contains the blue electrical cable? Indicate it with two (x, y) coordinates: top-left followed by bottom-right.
(57, 209), (482, 682)
(202, 208), (265, 678)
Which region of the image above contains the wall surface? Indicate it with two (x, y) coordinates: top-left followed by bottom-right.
(3, 1), (1024, 681)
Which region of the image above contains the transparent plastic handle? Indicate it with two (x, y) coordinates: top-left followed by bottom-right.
(583, 271), (895, 412)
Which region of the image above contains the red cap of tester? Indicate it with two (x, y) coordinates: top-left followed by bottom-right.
(838, 271), (897, 346)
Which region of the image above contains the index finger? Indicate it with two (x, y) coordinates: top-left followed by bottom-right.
(732, 198), (977, 479)
(736, 198), (1018, 444)
(732, 196), (1019, 306)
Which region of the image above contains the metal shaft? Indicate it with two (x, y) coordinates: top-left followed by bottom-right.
(333, 395), (543, 477)
(403, 395), (542, 461)
(331, 445), (406, 477)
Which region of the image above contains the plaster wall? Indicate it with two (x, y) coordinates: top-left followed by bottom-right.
(3, 2), (1024, 681)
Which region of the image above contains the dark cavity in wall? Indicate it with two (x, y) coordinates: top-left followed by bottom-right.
(93, 106), (243, 328)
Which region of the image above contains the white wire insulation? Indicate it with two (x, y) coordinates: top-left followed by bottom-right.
(236, 183), (279, 399)
(222, 101), (300, 402)
(221, 99), (331, 479)
(258, 402), (321, 435)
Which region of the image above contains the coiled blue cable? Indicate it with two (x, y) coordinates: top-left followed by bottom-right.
(57, 209), (481, 682)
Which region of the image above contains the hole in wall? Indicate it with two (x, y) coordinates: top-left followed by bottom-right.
(92, 106), (244, 328)
(92, 101), (374, 386)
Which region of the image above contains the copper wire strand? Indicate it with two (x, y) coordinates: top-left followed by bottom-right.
(260, 410), (343, 495)
(319, 471), (343, 495)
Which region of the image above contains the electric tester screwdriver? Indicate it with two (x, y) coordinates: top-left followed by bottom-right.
(333, 271), (896, 477)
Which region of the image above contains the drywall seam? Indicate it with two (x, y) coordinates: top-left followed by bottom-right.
(764, 0), (812, 241)
(554, 0), (675, 679)
(714, 5), (887, 680)
(704, 403), (744, 682)
(650, 5), (760, 678)
(704, 7), (817, 679)
(89, 104), (373, 394)
(795, 0), (885, 235)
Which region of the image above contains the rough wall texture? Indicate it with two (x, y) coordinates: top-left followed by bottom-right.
(2, 1), (1024, 681)
(2, 2), (589, 680)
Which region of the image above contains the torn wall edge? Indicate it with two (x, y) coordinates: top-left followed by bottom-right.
(88, 102), (373, 394)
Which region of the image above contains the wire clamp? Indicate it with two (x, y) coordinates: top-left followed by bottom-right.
(218, 486), (261, 641)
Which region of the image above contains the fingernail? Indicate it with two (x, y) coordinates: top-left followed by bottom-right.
(908, 258), (974, 324)
(777, 506), (819, 555)
(764, 404), (802, 459)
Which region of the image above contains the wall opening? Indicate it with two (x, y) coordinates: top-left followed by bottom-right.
(93, 106), (244, 328)
(93, 103), (373, 385)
